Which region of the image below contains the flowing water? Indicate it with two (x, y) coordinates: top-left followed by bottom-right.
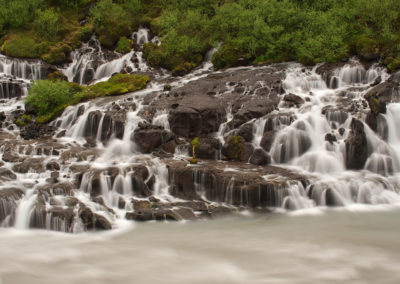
(0, 29), (400, 283)
(0, 209), (400, 284)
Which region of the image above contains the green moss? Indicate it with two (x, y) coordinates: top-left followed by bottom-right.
(228, 135), (244, 160)
(2, 35), (50, 58)
(172, 62), (195, 76)
(15, 115), (32, 127)
(387, 54), (400, 72)
(212, 43), (243, 70)
(47, 71), (68, 82)
(26, 74), (150, 123)
(82, 74), (150, 99)
(117, 36), (134, 53)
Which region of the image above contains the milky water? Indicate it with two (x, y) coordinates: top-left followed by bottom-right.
(0, 209), (399, 284)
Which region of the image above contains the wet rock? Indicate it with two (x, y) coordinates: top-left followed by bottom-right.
(196, 138), (221, 160)
(325, 133), (337, 144)
(19, 122), (56, 140)
(132, 123), (174, 153)
(209, 206), (233, 218)
(36, 182), (74, 197)
(166, 159), (308, 208)
(345, 118), (368, 170)
(0, 168), (17, 182)
(222, 136), (254, 162)
(93, 214), (112, 230)
(133, 200), (151, 211)
(83, 111), (102, 139)
(12, 158), (45, 173)
(236, 123), (254, 142)
(46, 160), (61, 171)
(249, 148), (271, 166)
(168, 102), (225, 138)
(100, 111), (126, 143)
(2, 151), (22, 163)
(260, 131), (276, 152)
(283, 93), (305, 107)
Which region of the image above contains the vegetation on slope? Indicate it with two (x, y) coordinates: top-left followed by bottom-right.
(0, 0), (399, 72)
(26, 74), (150, 123)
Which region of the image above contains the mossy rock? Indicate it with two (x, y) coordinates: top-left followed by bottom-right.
(42, 47), (67, 65)
(221, 135), (245, 160)
(212, 43), (244, 70)
(117, 36), (134, 53)
(15, 115), (32, 127)
(172, 62), (195, 76)
(386, 54), (400, 72)
(354, 35), (380, 62)
(47, 71), (68, 82)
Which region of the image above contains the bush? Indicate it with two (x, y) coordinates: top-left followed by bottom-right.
(117, 36), (134, 53)
(1, 35), (49, 58)
(25, 74), (150, 122)
(34, 9), (61, 40)
(26, 80), (78, 117)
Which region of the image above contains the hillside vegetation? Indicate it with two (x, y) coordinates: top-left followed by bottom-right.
(0, 0), (399, 71)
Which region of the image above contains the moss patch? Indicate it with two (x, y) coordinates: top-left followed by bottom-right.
(26, 74), (150, 123)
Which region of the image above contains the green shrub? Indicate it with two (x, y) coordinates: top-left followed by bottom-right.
(26, 80), (79, 117)
(117, 36), (134, 53)
(26, 74), (150, 122)
(1, 36), (49, 58)
(34, 9), (60, 40)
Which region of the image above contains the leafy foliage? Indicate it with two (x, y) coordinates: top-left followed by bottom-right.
(26, 74), (150, 122)
(34, 9), (61, 40)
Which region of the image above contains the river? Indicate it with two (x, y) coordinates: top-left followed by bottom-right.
(1, 207), (399, 284)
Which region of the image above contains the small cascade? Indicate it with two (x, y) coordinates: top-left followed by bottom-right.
(0, 55), (47, 80)
(61, 29), (152, 85)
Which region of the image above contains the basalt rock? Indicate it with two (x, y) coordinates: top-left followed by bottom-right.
(283, 93), (305, 107)
(249, 148), (271, 166)
(196, 138), (221, 160)
(260, 131), (276, 152)
(345, 118), (368, 170)
(166, 160), (308, 208)
(132, 123), (174, 153)
(0, 168), (18, 182)
(222, 135), (254, 162)
(12, 157), (45, 173)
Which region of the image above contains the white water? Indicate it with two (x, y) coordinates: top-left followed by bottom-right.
(1, 210), (400, 283)
(1, 28), (400, 233)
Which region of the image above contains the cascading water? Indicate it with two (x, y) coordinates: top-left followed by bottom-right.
(1, 32), (400, 234)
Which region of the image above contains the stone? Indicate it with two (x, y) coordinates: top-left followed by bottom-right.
(249, 148), (271, 166)
(345, 118), (368, 170)
(283, 93), (305, 107)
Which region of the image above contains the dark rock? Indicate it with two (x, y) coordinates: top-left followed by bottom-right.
(12, 158), (45, 173)
(46, 160), (61, 171)
(2, 152), (21, 163)
(325, 133), (337, 144)
(196, 138), (221, 160)
(132, 124), (174, 153)
(93, 214), (112, 230)
(260, 131), (276, 152)
(283, 93), (305, 107)
(222, 136), (254, 162)
(236, 123), (254, 142)
(345, 118), (368, 170)
(249, 148), (271, 166)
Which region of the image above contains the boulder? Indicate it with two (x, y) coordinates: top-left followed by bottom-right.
(12, 158), (45, 173)
(283, 93), (305, 107)
(222, 136), (254, 162)
(196, 138), (221, 160)
(260, 131), (276, 152)
(345, 118), (368, 170)
(249, 148), (271, 166)
(132, 123), (174, 153)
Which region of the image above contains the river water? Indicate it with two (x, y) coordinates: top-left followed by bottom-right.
(1, 207), (399, 284)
